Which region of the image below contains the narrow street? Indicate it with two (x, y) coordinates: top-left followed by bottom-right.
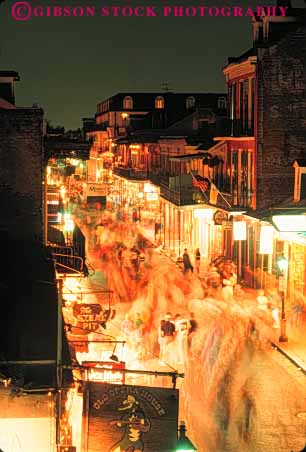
(66, 205), (306, 452)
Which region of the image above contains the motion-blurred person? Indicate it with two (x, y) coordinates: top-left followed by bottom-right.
(267, 289), (281, 328)
(183, 249), (193, 274)
(194, 248), (201, 274)
(159, 313), (175, 365)
(134, 312), (145, 359)
(175, 317), (189, 366)
(256, 289), (268, 311)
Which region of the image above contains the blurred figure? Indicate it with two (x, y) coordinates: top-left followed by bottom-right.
(234, 283), (245, 301)
(159, 313), (175, 365)
(134, 312), (145, 359)
(220, 261), (237, 302)
(121, 314), (135, 340)
(194, 248), (201, 275)
(175, 316), (189, 366)
(267, 289), (281, 328)
(130, 245), (140, 275)
(256, 289), (268, 311)
(183, 249), (193, 274)
(188, 312), (198, 348)
(95, 222), (103, 246)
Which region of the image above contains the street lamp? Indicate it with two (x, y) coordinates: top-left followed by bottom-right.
(276, 255), (288, 343)
(176, 421), (197, 452)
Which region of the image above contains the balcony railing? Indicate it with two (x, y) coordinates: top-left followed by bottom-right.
(149, 172), (168, 186)
(219, 119), (254, 137)
(113, 166), (148, 180)
(160, 183), (204, 206)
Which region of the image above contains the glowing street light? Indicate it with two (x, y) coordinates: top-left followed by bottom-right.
(176, 421), (197, 452)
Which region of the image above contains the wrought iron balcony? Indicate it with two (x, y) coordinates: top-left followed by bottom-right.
(113, 166), (148, 180)
(160, 182), (204, 206)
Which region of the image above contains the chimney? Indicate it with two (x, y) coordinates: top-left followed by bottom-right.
(0, 71), (20, 105)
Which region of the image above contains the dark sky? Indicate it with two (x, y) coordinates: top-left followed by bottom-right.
(1, 0), (305, 129)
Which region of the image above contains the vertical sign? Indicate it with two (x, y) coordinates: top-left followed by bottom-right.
(259, 225), (274, 255)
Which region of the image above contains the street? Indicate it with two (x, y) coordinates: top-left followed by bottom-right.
(67, 205), (306, 452)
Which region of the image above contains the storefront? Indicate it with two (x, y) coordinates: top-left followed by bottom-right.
(160, 199), (229, 263)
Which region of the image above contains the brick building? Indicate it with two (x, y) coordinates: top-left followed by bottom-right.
(205, 2), (306, 287)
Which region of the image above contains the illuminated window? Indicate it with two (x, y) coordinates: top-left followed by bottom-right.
(155, 96), (164, 109)
(186, 96), (196, 109)
(218, 96), (227, 109)
(123, 96), (133, 110)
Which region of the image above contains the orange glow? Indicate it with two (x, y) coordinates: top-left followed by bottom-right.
(0, 418), (55, 452)
(65, 388), (83, 452)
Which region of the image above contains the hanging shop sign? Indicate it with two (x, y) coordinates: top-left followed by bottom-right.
(146, 192), (158, 201)
(233, 221), (247, 240)
(83, 361), (125, 385)
(259, 225), (274, 255)
(84, 383), (179, 452)
(213, 210), (228, 225)
(72, 303), (102, 332)
(222, 220), (233, 230)
(85, 183), (109, 197)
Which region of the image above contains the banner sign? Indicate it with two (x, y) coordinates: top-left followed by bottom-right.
(84, 383), (179, 452)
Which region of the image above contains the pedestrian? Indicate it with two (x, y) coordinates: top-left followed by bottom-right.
(134, 312), (144, 359)
(183, 249), (193, 274)
(121, 314), (135, 340)
(220, 261), (236, 302)
(159, 313), (176, 365)
(132, 209), (138, 222)
(188, 312), (198, 348)
(154, 221), (160, 241)
(130, 245), (140, 274)
(194, 248), (201, 274)
(117, 246), (123, 269)
(174, 316), (189, 366)
(256, 289), (268, 311)
(267, 289), (281, 328)
(95, 222), (103, 246)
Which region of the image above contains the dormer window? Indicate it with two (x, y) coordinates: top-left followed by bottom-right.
(218, 96), (227, 109)
(155, 96), (164, 109)
(186, 96), (196, 109)
(123, 96), (133, 110)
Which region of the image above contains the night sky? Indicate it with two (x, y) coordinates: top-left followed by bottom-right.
(1, 0), (305, 129)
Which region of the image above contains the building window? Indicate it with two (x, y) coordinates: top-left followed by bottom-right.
(155, 96), (164, 109)
(123, 96), (133, 110)
(218, 96), (227, 109)
(186, 96), (196, 109)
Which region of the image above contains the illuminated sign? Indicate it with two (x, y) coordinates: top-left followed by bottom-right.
(85, 383), (179, 452)
(83, 361), (125, 385)
(233, 221), (247, 240)
(146, 192), (158, 201)
(194, 208), (214, 220)
(272, 214), (306, 232)
(144, 182), (157, 193)
(259, 225), (274, 255)
(86, 183), (109, 197)
(213, 210), (228, 225)
(73, 303), (102, 332)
